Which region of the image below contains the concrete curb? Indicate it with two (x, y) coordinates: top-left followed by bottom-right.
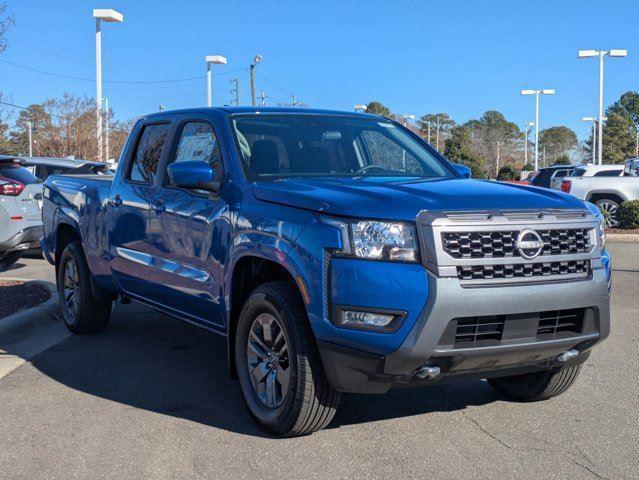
(607, 234), (639, 243)
(0, 279), (60, 341)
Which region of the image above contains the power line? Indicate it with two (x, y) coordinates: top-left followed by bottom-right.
(0, 100), (130, 132)
(0, 59), (247, 84)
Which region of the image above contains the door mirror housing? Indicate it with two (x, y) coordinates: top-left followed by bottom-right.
(453, 163), (472, 179)
(167, 160), (219, 192)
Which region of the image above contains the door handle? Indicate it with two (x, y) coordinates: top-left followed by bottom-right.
(111, 195), (123, 208)
(151, 200), (165, 213)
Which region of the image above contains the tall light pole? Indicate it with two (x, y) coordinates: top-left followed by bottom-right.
(524, 121), (534, 166)
(103, 98), (109, 163)
(26, 121), (33, 157)
(402, 114), (415, 127)
(250, 54), (263, 107)
(582, 116), (597, 164)
(578, 49), (628, 165)
(435, 115), (441, 151)
(205, 55), (227, 107)
(93, 9), (123, 162)
(521, 89), (555, 171)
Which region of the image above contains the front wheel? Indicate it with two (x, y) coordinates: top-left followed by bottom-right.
(57, 241), (112, 334)
(595, 199), (620, 227)
(488, 365), (582, 401)
(235, 281), (340, 436)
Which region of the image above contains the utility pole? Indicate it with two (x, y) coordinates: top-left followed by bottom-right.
(103, 98), (109, 163)
(258, 91), (267, 107)
(230, 78), (240, 106)
(636, 131), (638, 157)
(496, 140), (500, 178)
(427, 122), (431, 143)
(250, 54), (263, 107)
(291, 94), (298, 107)
(26, 121), (33, 157)
(435, 115), (441, 151)
(524, 122), (534, 166)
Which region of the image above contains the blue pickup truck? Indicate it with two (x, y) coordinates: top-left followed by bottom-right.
(41, 107), (611, 436)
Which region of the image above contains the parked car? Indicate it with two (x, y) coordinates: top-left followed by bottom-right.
(0, 156), (43, 270)
(41, 107), (611, 436)
(549, 164), (623, 190)
(528, 165), (576, 188)
(20, 156), (113, 181)
(561, 158), (639, 226)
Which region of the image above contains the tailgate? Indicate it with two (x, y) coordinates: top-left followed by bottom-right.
(19, 183), (44, 222)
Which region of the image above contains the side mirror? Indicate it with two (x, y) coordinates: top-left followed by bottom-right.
(167, 160), (219, 192)
(453, 163), (472, 179)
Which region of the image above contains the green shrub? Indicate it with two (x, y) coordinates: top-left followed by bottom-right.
(617, 200), (639, 229)
(497, 164), (518, 181)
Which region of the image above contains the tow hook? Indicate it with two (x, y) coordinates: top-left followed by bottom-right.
(557, 349), (579, 363)
(415, 365), (441, 380)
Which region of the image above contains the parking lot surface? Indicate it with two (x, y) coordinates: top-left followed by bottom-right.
(0, 244), (637, 479)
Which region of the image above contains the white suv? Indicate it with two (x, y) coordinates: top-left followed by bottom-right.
(0, 157), (43, 271)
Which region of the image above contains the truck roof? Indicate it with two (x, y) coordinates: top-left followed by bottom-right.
(141, 106), (381, 120)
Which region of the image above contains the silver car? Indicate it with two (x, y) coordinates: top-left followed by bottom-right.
(0, 157), (43, 271)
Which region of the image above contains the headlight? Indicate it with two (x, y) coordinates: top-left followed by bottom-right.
(323, 217), (418, 262)
(585, 201), (606, 249)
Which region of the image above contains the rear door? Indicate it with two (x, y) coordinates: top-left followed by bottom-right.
(108, 121), (171, 298)
(146, 117), (230, 327)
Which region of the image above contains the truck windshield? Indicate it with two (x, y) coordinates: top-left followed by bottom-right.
(231, 114), (454, 181)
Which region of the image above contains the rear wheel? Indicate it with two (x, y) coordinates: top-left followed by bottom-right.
(57, 241), (112, 334)
(595, 198), (620, 227)
(0, 251), (23, 272)
(235, 281), (340, 436)
(488, 365), (582, 401)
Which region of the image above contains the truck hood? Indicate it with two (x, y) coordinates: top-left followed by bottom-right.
(252, 177), (587, 221)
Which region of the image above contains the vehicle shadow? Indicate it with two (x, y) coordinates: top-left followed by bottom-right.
(24, 303), (501, 438)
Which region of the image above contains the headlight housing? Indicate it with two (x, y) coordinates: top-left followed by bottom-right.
(323, 217), (418, 262)
(585, 201), (606, 249)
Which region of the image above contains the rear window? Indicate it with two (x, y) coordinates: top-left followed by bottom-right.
(0, 165), (40, 184)
(594, 169), (622, 177)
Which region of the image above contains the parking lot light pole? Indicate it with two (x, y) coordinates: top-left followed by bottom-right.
(26, 121), (33, 157)
(578, 49), (628, 165)
(93, 9), (123, 163)
(205, 55), (227, 107)
(521, 89), (555, 171)
(524, 121), (534, 166)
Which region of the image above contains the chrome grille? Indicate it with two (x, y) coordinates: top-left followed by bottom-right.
(442, 228), (591, 259)
(457, 260), (590, 281)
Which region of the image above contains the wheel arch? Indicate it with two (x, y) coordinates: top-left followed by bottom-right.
(586, 191), (626, 204)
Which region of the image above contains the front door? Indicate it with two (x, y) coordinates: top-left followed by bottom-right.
(109, 121), (171, 298)
(147, 119), (230, 328)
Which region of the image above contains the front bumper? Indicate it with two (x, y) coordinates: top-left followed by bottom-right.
(0, 225), (43, 253)
(318, 266), (610, 394)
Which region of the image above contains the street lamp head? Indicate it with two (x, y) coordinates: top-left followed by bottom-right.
(252, 54), (263, 65)
(541, 89), (555, 95)
(354, 104), (367, 112)
(521, 89), (535, 95)
(609, 49), (628, 57)
(525, 121), (535, 126)
(578, 49), (598, 58)
(93, 9), (124, 22)
(206, 55), (227, 65)
(403, 114), (415, 120)
(582, 116), (595, 122)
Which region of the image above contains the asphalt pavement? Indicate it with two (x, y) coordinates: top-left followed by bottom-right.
(0, 244), (637, 479)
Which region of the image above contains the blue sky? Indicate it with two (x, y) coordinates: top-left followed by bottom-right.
(1, 0), (638, 140)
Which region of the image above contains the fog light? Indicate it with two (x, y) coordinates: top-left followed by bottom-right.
(341, 310), (394, 327)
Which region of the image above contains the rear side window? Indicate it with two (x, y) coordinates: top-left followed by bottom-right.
(594, 170), (622, 177)
(570, 168), (586, 177)
(128, 123), (171, 184)
(0, 165), (39, 184)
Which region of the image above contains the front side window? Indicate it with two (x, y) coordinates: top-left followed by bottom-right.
(172, 121), (221, 167)
(128, 123), (171, 184)
(231, 114), (453, 181)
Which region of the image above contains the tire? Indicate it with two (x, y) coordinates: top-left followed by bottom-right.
(57, 241), (112, 334)
(488, 365), (582, 402)
(0, 251), (23, 272)
(594, 198), (620, 227)
(235, 281), (340, 436)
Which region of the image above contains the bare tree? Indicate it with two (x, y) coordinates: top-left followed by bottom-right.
(0, 2), (14, 54)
